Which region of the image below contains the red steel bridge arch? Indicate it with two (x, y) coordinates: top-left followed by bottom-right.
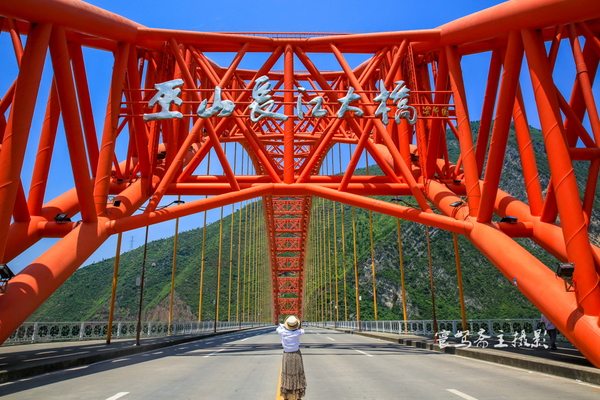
(1, 0), (600, 367)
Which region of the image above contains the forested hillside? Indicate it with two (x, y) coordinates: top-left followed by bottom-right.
(29, 122), (599, 322)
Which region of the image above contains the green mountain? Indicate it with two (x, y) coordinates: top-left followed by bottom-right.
(29, 122), (599, 323)
(29, 202), (270, 322)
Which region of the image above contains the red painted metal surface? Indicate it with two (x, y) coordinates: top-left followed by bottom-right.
(1, 0), (600, 368)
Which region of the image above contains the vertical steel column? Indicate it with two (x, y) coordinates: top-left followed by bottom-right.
(446, 45), (481, 217)
(425, 49), (449, 179)
(284, 45), (294, 184)
(513, 86), (544, 216)
(93, 42), (130, 216)
(27, 81), (60, 216)
(49, 25), (97, 222)
(522, 28), (600, 316)
(71, 44), (100, 176)
(478, 31), (524, 223)
(475, 49), (502, 178)
(0, 22), (52, 260)
(567, 24), (600, 143)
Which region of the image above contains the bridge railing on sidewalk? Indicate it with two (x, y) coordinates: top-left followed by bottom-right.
(5, 321), (255, 345)
(308, 319), (566, 340)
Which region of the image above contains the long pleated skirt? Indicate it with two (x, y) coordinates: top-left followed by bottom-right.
(280, 349), (307, 400)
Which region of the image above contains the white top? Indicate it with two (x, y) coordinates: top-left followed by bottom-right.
(276, 324), (305, 352)
(541, 314), (555, 330)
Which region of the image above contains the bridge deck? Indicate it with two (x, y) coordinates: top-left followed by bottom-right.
(1, 327), (598, 399)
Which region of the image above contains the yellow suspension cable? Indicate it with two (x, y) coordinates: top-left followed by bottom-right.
(107, 232), (122, 344)
(327, 198), (334, 320)
(168, 194), (181, 334)
(365, 152), (378, 321)
(215, 144), (227, 324)
(247, 197), (254, 323)
(318, 197), (324, 324)
(242, 157), (251, 322)
(352, 206), (361, 330)
(253, 198), (259, 324)
(395, 199), (408, 333)
(236, 150), (244, 325)
(261, 204), (264, 323)
(254, 201), (260, 323)
(338, 144), (348, 321)
(331, 150), (339, 323)
(313, 206), (317, 322)
(350, 144), (361, 330)
(453, 233), (468, 333)
(250, 197), (256, 325)
(216, 204), (224, 323)
(322, 196), (329, 322)
(228, 143), (237, 322)
(426, 226), (438, 340)
(325, 157), (333, 320)
(198, 151), (211, 321)
(258, 223), (261, 325)
(246, 199), (252, 324)
(258, 213), (261, 324)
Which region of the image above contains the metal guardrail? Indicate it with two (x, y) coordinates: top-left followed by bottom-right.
(308, 319), (566, 340)
(5, 321), (255, 345)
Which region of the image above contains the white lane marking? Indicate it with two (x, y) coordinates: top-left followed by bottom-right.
(576, 380), (600, 389)
(352, 348), (373, 357)
(241, 337), (249, 341)
(203, 349), (224, 358)
(326, 337), (335, 341)
(111, 358), (130, 363)
(66, 365), (88, 371)
(35, 350), (57, 355)
(447, 389), (478, 400)
(106, 393), (129, 400)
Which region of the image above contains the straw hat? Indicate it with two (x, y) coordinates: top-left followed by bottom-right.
(284, 315), (300, 331)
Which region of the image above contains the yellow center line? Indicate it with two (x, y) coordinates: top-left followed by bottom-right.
(276, 364), (284, 400)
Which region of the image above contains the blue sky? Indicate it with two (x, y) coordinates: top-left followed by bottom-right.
(1, 0), (596, 273)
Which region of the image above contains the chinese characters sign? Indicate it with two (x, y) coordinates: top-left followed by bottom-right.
(436, 329), (552, 350)
(142, 76), (418, 125)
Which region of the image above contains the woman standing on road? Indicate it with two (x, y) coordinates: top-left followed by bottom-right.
(276, 315), (307, 400)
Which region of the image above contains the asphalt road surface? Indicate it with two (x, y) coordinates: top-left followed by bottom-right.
(1, 326), (599, 399)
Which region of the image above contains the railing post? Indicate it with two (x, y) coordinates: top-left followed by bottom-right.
(32, 322), (38, 343)
(79, 323), (84, 340)
(117, 322), (122, 338)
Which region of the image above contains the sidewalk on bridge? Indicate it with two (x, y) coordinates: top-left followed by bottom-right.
(322, 326), (600, 385)
(0, 327), (255, 384)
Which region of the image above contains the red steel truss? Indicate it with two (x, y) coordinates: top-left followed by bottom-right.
(265, 196), (310, 319)
(1, 0), (600, 367)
